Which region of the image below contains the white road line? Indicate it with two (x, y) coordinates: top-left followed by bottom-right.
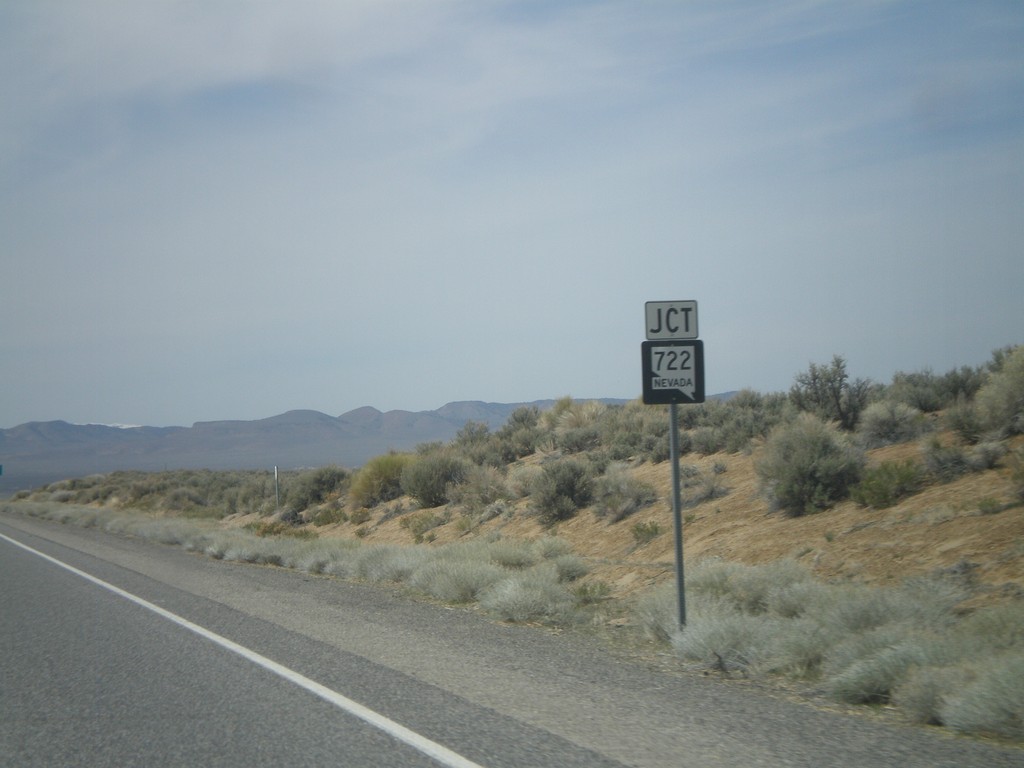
(1, 532), (486, 768)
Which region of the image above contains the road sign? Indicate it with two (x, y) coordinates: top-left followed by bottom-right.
(641, 340), (705, 404)
(640, 300), (705, 627)
(645, 300), (698, 340)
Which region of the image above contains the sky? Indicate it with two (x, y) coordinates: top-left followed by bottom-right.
(2, 1), (1022, 428)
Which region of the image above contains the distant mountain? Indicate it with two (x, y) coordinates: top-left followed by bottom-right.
(0, 399), (625, 496)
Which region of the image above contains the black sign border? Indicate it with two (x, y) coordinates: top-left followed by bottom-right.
(642, 340), (705, 405)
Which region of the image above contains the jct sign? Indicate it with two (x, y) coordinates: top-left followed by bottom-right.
(645, 300), (698, 340)
(640, 298), (707, 628)
(642, 299), (704, 404)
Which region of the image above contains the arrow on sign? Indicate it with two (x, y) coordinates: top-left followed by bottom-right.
(649, 347), (696, 399)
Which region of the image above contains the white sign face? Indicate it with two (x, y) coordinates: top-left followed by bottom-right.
(650, 345), (697, 399)
(645, 300), (698, 340)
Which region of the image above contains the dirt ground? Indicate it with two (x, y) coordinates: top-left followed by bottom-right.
(292, 433), (1023, 608)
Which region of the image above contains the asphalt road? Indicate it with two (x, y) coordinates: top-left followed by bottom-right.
(1, 513), (1021, 768)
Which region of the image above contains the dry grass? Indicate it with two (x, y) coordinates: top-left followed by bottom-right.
(317, 435), (1022, 613)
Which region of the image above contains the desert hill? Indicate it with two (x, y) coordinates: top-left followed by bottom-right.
(287, 433), (1024, 605)
(0, 399), (626, 496)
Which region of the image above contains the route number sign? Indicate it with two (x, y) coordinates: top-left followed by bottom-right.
(642, 340), (705, 404)
(640, 299), (706, 626)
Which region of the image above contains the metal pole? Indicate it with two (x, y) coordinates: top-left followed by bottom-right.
(274, 466), (280, 511)
(669, 403), (686, 628)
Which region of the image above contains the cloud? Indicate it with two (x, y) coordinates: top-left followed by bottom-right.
(1, 1), (1022, 426)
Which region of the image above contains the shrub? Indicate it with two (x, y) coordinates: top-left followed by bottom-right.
(452, 420), (491, 453)
(851, 460), (924, 509)
(549, 399), (606, 434)
(825, 626), (931, 704)
(816, 582), (965, 704)
(311, 505), (347, 526)
(573, 581), (612, 605)
(551, 553), (589, 582)
(1011, 449), (1024, 503)
(410, 559), (504, 603)
(479, 570), (576, 623)
(968, 440), (1007, 471)
(247, 520), (305, 538)
(941, 655), (1024, 740)
(944, 396), (984, 444)
(600, 401), (669, 462)
(895, 666), (972, 725)
(681, 468), (728, 508)
(495, 406), (542, 459)
(975, 345), (1024, 437)
(764, 579), (832, 620)
(350, 452), (414, 508)
(825, 579), (963, 636)
(506, 464), (541, 498)
(486, 539), (538, 569)
(592, 462), (658, 522)
(555, 425), (600, 454)
(352, 544), (427, 583)
(857, 401), (929, 448)
(532, 458), (594, 526)
(451, 421), (511, 467)
(665, 564), (836, 678)
(286, 466), (349, 513)
(348, 508), (372, 525)
(632, 520), (661, 545)
(399, 510), (448, 543)
(643, 433), (671, 463)
(687, 390), (795, 455)
(482, 499), (513, 523)
(673, 602), (781, 674)
(502, 404), (541, 432)
(920, 437), (970, 482)
(689, 426), (723, 456)
(448, 464), (509, 513)
(533, 536), (573, 559)
(688, 558), (814, 615)
(289, 539), (360, 575)
(400, 451), (469, 507)
(952, 600), (1024, 654)
(888, 365), (986, 413)
(634, 583), (681, 642)
(756, 414), (865, 516)
(789, 355), (870, 431)
(161, 486), (205, 512)
(977, 497), (1003, 515)
(628, 558), (1018, 734)
(759, 619), (838, 679)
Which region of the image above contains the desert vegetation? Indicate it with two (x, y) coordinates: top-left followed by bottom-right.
(5, 345), (1023, 741)
(637, 559), (1024, 740)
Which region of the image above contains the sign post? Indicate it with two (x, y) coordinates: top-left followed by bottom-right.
(642, 301), (705, 629)
(668, 401), (685, 628)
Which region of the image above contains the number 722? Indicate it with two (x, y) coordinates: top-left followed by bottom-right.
(653, 349), (691, 372)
